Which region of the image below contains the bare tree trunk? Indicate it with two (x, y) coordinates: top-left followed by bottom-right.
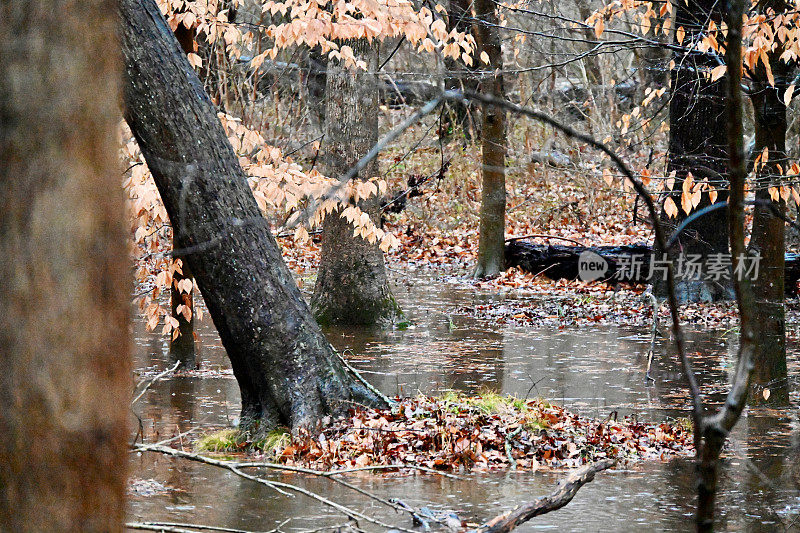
(0, 0), (130, 529)
(656, 0), (732, 303)
(473, 0), (507, 278)
(311, 40), (401, 326)
(303, 46), (328, 136)
(119, 0), (387, 432)
(747, 33), (790, 406)
(694, 3), (757, 527)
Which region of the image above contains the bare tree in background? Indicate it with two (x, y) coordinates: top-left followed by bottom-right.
(473, 0), (508, 278)
(312, 39), (402, 326)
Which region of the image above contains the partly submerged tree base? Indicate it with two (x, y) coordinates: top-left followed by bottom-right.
(313, 293), (405, 328)
(473, 260), (504, 279)
(312, 207), (403, 327)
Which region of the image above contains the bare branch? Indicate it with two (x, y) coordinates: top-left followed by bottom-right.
(474, 459), (616, 533)
(132, 360), (181, 405)
(133, 444), (416, 532)
(126, 521), (271, 533)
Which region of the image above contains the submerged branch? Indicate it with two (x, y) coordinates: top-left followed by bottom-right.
(126, 521), (273, 533)
(133, 444), (416, 532)
(474, 459), (616, 533)
(132, 360), (181, 405)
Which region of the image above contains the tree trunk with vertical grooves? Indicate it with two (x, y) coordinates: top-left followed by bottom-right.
(473, 0), (507, 278)
(169, 255), (197, 370)
(0, 0), (130, 529)
(655, 0), (732, 303)
(120, 0), (387, 432)
(311, 40), (401, 326)
(747, 41), (789, 406)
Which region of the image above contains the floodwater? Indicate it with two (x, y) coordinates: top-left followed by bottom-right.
(129, 268), (800, 532)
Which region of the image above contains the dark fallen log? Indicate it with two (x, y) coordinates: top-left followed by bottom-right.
(505, 240), (800, 295)
(475, 459), (615, 533)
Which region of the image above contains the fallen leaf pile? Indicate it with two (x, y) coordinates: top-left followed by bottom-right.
(275, 394), (692, 472)
(459, 269), (742, 329)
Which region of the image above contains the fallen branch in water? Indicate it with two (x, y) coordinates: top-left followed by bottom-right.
(132, 360), (181, 405)
(125, 521), (275, 533)
(134, 443), (416, 532)
(645, 292), (662, 383)
(474, 459), (616, 533)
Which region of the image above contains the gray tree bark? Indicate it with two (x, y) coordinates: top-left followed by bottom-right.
(473, 0), (508, 278)
(0, 0), (130, 529)
(119, 0), (387, 431)
(311, 39), (401, 326)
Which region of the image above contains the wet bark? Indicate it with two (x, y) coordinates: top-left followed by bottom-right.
(473, 0), (507, 278)
(311, 39), (401, 326)
(694, 5), (757, 528)
(656, 0), (732, 303)
(0, 0), (130, 529)
(120, 0), (387, 431)
(746, 42), (790, 406)
(169, 254), (197, 370)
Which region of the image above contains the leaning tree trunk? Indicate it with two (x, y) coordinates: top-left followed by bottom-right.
(747, 36), (790, 406)
(473, 0), (508, 278)
(0, 0), (130, 529)
(656, 0), (732, 303)
(119, 0), (387, 432)
(311, 40), (401, 326)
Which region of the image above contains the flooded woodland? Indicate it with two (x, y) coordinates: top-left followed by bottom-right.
(128, 269), (800, 532)
(6, 0), (800, 530)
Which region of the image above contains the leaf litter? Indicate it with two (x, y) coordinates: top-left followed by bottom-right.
(204, 393), (693, 473)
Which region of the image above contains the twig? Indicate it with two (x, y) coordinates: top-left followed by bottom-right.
(503, 427), (522, 470)
(132, 360), (181, 405)
(126, 521), (271, 533)
(645, 292), (660, 383)
(504, 234), (586, 246)
(333, 349), (395, 408)
(474, 459), (616, 533)
(126, 524), (201, 533)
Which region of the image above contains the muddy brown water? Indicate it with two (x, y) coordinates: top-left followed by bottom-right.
(129, 268), (800, 532)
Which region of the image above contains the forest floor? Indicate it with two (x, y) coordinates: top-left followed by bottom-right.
(278, 129), (800, 334)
